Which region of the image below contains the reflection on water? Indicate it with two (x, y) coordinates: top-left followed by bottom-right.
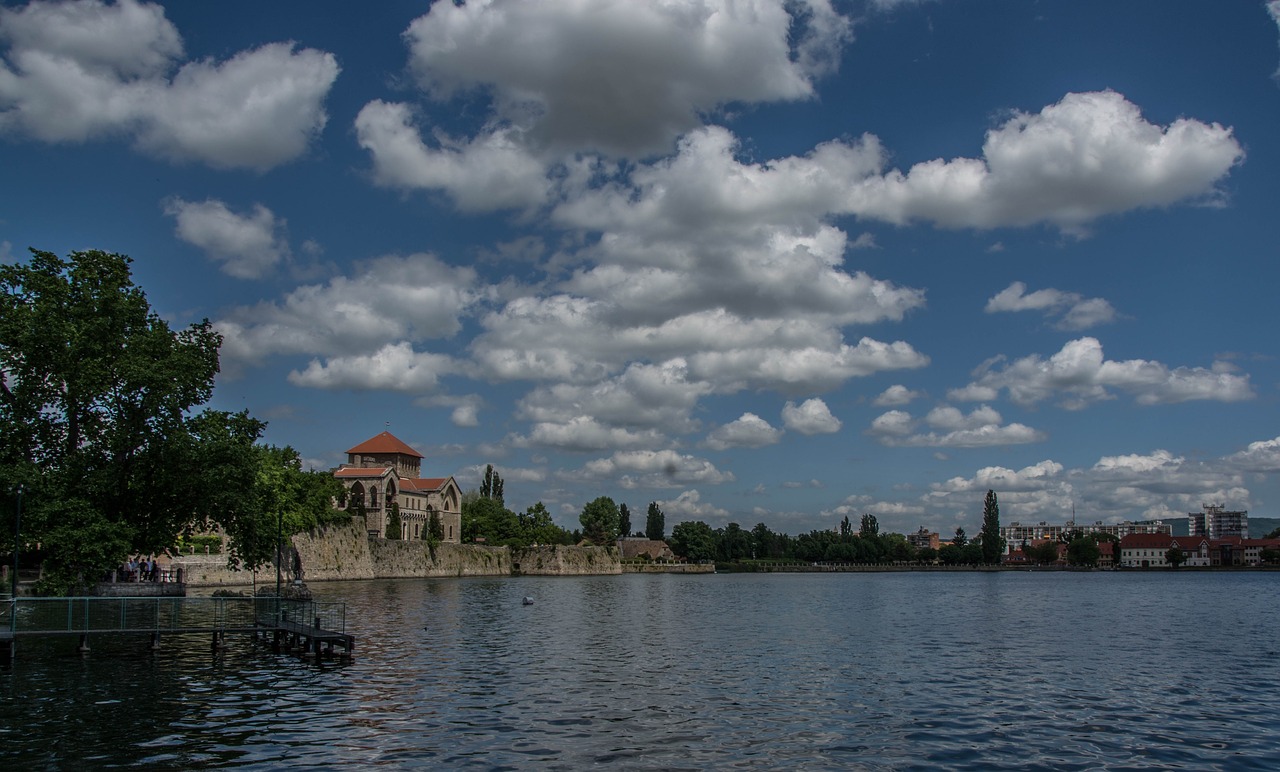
(3, 572), (1280, 769)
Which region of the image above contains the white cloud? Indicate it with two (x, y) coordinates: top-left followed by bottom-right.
(950, 337), (1255, 409)
(1269, 1), (1280, 77)
(518, 417), (667, 453)
(867, 405), (1046, 448)
(705, 413), (783, 450)
(0, 1), (338, 170)
(985, 281), (1117, 330)
(164, 198), (289, 279)
(402, 0), (850, 157)
(288, 342), (460, 393)
(571, 450), (734, 489)
(354, 100), (550, 211)
(781, 398), (842, 434)
(658, 489), (730, 523)
(215, 253), (478, 368)
(1229, 436), (1280, 472)
(873, 385), (922, 407)
(841, 90), (1243, 232)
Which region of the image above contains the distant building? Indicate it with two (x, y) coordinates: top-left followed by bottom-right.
(1118, 533), (1280, 568)
(1188, 504), (1248, 540)
(907, 527), (940, 551)
(333, 431), (462, 542)
(1001, 519), (1170, 551)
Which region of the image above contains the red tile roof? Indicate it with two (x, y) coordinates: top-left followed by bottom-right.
(346, 431), (423, 458)
(399, 477), (453, 493)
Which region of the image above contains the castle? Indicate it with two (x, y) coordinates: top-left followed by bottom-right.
(333, 431), (462, 542)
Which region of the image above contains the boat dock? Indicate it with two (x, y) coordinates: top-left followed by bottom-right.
(0, 595), (354, 662)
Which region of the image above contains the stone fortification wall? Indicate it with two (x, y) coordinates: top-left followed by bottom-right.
(292, 521), (377, 581)
(622, 563), (714, 574)
(512, 545), (621, 576)
(367, 539), (512, 578)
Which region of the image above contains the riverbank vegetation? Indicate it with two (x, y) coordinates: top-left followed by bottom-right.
(1, 249), (347, 594)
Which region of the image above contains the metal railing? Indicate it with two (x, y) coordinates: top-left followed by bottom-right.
(5, 596), (347, 636)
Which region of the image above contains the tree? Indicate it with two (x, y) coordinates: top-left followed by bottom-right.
(579, 496), (620, 545)
(480, 464), (504, 504)
(645, 501), (665, 540)
(1067, 536), (1101, 567)
(619, 503), (632, 538)
(1028, 541), (1061, 565)
(426, 509), (445, 546)
(519, 501), (572, 546)
(462, 495), (519, 545)
(859, 513), (880, 540)
(669, 520), (716, 561)
(717, 522), (751, 561)
(953, 527), (968, 547)
(980, 490), (1004, 565)
(0, 249), (241, 593)
(385, 502), (402, 540)
(1166, 546), (1186, 568)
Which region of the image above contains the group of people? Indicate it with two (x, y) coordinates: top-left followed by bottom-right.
(121, 556), (165, 582)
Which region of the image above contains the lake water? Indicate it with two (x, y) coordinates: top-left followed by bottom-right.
(2, 571), (1279, 769)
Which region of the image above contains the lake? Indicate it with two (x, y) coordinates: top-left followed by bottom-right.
(2, 571), (1279, 769)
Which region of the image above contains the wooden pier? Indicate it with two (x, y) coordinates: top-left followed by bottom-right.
(0, 595), (354, 662)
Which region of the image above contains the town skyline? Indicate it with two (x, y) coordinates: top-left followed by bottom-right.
(3, 1), (1279, 535)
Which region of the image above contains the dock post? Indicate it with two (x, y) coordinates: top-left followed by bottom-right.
(150, 632), (161, 651)
(77, 634), (90, 654)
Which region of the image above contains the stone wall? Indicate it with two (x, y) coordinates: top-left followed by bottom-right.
(175, 521), (625, 586)
(621, 562), (714, 574)
(512, 545), (621, 576)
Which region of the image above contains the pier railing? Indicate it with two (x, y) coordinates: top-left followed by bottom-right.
(5, 596), (347, 637)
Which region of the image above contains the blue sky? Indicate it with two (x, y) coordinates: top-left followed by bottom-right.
(3, 0), (1280, 537)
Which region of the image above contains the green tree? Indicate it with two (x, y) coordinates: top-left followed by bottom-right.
(859, 514), (880, 539)
(751, 522), (781, 559)
(426, 509), (445, 547)
(0, 249), (241, 593)
(619, 502), (632, 537)
(980, 490), (1004, 564)
(385, 502), (403, 540)
(519, 501), (572, 546)
(953, 526), (968, 547)
(1028, 541), (1061, 564)
(670, 520), (716, 561)
(1067, 536), (1101, 567)
(1166, 546), (1186, 568)
(916, 546), (937, 563)
(717, 522), (751, 561)
(462, 495), (520, 545)
(579, 496), (620, 545)
(645, 501), (665, 540)
(480, 464), (504, 504)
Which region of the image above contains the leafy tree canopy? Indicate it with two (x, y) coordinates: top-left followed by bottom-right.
(645, 501), (665, 541)
(579, 496), (619, 545)
(669, 520), (716, 561)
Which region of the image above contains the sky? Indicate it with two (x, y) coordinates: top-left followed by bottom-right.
(3, 0), (1280, 538)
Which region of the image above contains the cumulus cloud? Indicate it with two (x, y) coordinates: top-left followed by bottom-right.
(1228, 436), (1280, 472)
(985, 281), (1118, 330)
(215, 253), (478, 368)
(355, 101), (550, 211)
(0, 0), (337, 170)
(164, 198), (289, 279)
(658, 489), (730, 523)
(288, 342), (460, 393)
(516, 417), (667, 453)
(1270, 1), (1280, 77)
(873, 384), (921, 407)
(950, 337), (1254, 409)
(841, 90), (1242, 232)
(781, 398), (842, 434)
(401, 0), (850, 157)
(867, 405), (1046, 448)
(705, 413), (783, 450)
(571, 450), (734, 489)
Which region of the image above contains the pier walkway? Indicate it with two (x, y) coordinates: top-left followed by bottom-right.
(0, 595), (354, 662)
